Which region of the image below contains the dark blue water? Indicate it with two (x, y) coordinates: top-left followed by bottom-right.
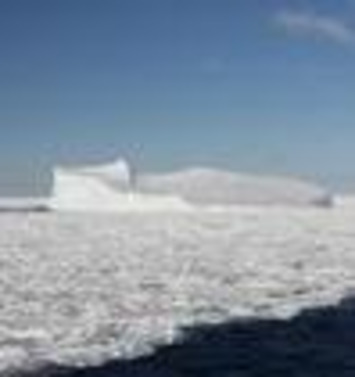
(15, 296), (355, 377)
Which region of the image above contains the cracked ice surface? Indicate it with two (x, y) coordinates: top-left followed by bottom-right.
(1, 206), (355, 372)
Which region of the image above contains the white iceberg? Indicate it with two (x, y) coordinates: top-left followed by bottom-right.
(48, 157), (332, 211)
(138, 167), (332, 207)
(49, 158), (191, 212)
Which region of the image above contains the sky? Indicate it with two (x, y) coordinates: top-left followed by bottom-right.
(1, 0), (355, 195)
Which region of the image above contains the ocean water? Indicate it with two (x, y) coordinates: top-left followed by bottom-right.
(1, 206), (355, 374)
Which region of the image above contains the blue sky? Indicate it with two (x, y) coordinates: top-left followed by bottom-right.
(1, 0), (355, 195)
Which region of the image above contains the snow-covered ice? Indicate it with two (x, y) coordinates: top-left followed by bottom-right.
(1, 205), (355, 373)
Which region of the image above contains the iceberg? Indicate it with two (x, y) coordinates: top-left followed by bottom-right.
(138, 168), (332, 207)
(48, 158), (332, 211)
(49, 158), (191, 212)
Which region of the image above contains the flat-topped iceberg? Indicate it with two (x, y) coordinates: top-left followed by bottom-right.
(49, 159), (191, 212)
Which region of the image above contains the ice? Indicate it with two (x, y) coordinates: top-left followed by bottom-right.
(49, 159), (192, 212)
(49, 158), (331, 211)
(138, 167), (331, 207)
(1, 205), (355, 373)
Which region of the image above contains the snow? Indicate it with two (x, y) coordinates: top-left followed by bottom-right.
(1, 205), (355, 373)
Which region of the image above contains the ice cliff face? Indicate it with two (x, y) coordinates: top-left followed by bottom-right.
(49, 158), (332, 211)
(49, 159), (190, 211)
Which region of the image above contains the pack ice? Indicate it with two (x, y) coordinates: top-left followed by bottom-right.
(1, 202), (355, 373)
